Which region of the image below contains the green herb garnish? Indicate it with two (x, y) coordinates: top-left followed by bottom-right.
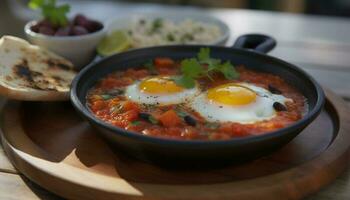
(130, 121), (141, 126)
(197, 47), (211, 61)
(148, 115), (158, 124)
(145, 60), (157, 75)
(28, 0), (70, 27)
(174, 48), (239, 88)
(101, 94), (113, 100)
(174, 109), (187, 118)
(174, 58), (203, 88)
(216, 61), (240, 80)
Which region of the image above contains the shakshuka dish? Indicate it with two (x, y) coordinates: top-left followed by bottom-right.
(87, 48), (307, 140)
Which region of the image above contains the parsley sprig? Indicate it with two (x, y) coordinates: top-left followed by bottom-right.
(174, 48), (239, 88)
(28, 0), (70, 27)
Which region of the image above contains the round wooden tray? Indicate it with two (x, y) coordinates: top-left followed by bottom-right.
(1, 89), (350, 200)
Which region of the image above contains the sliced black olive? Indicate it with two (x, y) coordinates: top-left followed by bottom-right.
(184, 115), (197, 126)
(268, 84), (282, 94)
(139, 112), (151, 120)
(273, 102), (287, 111)
(139, 112), (158, 124)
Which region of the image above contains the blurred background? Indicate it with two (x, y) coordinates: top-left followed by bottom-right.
(0, 0), (350, 35)
(120, 0), (350, 16)
(2, 0), (350, 37)
(4, 0), (350, 16)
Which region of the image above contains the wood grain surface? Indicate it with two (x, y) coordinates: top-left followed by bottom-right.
(0, 89), (349, 200)
(0, 145), (16, 174)
(0, 97), (16, 174)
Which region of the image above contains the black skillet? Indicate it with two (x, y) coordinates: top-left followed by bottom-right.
(70, 34), (325, 166)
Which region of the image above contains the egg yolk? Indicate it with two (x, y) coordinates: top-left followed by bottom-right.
(207, 83), (257, 105)
(139, 77), (184, 94)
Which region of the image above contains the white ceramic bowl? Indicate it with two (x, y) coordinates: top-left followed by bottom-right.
(106, 12), (230, 47)
(25, 20), (106, 69)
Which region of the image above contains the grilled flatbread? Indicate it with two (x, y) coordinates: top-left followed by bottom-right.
(0, 36), (76, 101)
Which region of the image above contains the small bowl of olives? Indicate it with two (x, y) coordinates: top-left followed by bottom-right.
(25, 14), (106, 69)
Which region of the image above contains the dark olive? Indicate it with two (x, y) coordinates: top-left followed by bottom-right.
(139, 112), (151, 120)
(84, 20), (103, 32)
(38, 26), (55, 36)
(55, 27), (71, 36)
(30, 24), (40, 33)
(73, 14), (88, 26)
(71, 26), (89, 36)
(268, 84), (282, 94)
(273, 102), (287, 111)
(73, 14), (103, 33)
(184, 115), (197, 126)
(38, 20), (55, 29)
(138, 113), (158, 124)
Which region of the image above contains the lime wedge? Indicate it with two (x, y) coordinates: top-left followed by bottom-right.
(97, 30), (131, 56)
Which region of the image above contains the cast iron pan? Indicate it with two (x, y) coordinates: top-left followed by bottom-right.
(70, 34), (325, 166)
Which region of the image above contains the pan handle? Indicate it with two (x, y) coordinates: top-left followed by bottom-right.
(232, 34), (276, 54)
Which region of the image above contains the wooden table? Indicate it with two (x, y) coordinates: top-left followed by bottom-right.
(1, 1), (350, 199)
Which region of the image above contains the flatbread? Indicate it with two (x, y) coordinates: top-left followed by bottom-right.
(0, 36), (77, 101)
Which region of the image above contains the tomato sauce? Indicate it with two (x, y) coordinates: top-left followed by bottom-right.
(87, 58), (306, 140)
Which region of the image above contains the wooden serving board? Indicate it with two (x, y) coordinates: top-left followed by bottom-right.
(1, 89), (350, 200)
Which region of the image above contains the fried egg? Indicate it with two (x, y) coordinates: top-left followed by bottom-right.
(125, 76), (200, 105)
(190, 82), (292, 124)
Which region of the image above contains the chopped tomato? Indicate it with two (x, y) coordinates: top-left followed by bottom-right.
(122, 101), (139, 112)
(219, 123), (248, 137)
(121, 110), (139, 121)
(125, 69), (149, 79)
(100, 77), (132, 89)
(219, 123), (232, 133)
(154, 57), (175, 68)
(91, 100), (106, 111)
(231, 124), (249, 137)
(158, 110), (182, 127)
(108, 98), (120, 107)
(166, 127), (182, 137)
(111, 119), (129, 128)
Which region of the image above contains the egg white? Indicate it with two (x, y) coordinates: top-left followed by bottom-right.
(125, 80), (200, 105)
(190, 83), (292, 124)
